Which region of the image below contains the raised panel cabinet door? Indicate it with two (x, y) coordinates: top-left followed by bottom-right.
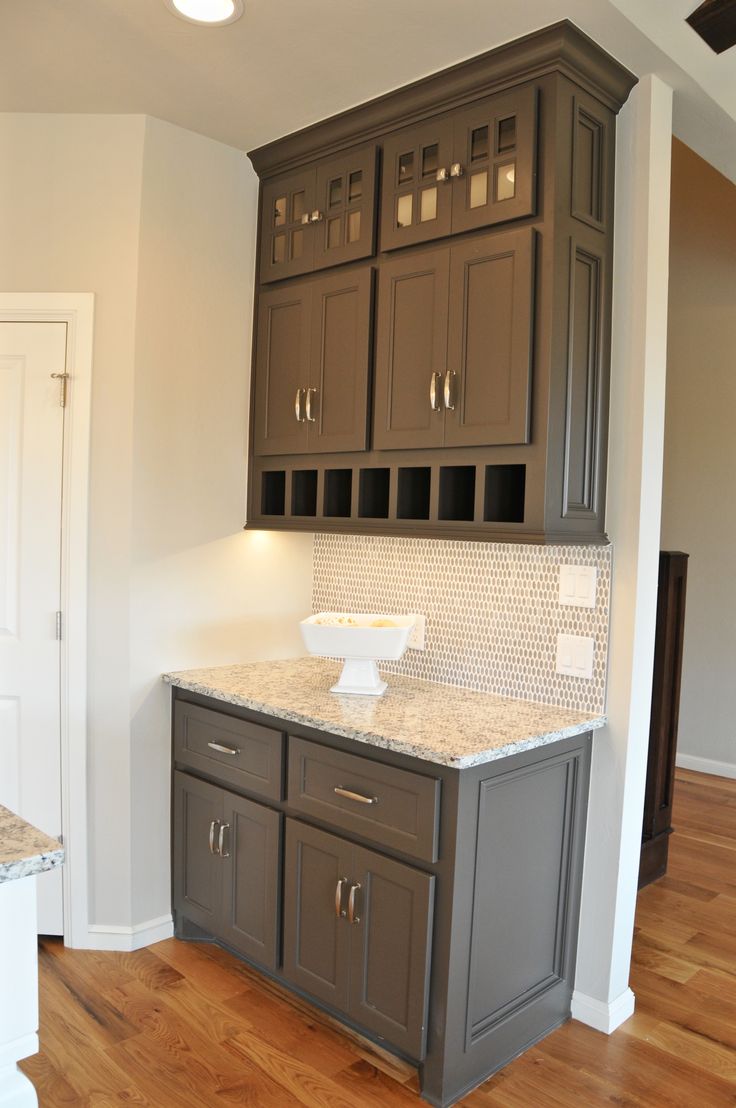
(313, 145), (378, 271)
(259, 169), (315, 283)
(307, 267), (374, 454)
(253, 284), (312, 456)
(219, 794), (281, 970)
(379, 117), (454, 252)
(282, 819), (352, 1015)
(173, 771), (223, 937)
(348, 845), (434, 1059)
(373, 248), (450, 451)
(444, 227), (534, 448)
(450, 84), (538, 235)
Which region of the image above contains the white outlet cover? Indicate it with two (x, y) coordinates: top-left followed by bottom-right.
(556, 633), (595, 679)
(559, 564), (597, 608)
(407, 614), (426, 651)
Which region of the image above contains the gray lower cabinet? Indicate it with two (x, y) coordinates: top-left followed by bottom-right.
(283, 819), (435, 1059)
(173, 771), (280, 970)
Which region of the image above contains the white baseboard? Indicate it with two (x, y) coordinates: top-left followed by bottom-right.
(675, 753), (736, 780)
(571, 987), (635, 1034)
(82, 914), (174, 952)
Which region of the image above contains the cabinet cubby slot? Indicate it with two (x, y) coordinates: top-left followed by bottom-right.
(438, 466), (476, 521)
(291, 470), (318, 516)
(397, 467), (431, 520)
(359, 468), (390, 518)
(484, 464), (526, 523)
(324, 469), (352, 517)
(261, 471), (286, 516)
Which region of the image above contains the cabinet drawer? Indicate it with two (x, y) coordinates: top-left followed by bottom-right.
(174, 702), (284, 801)
(288, 737), (440, 862)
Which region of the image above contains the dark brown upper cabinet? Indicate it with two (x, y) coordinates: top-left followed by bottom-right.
(379, 84), (537, 252)
(374, 228), (534, 451)
(259, 146), (377, 284)
(253, 267), (373, 456)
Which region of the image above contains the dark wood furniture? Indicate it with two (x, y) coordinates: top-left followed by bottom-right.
(639, 551), (689, 888)
(245, 22), (636, 543)
(171, 687), (592, 1106)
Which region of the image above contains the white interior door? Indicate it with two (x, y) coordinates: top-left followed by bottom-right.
(0, 321), (66, 935)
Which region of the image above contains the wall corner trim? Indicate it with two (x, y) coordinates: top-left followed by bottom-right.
(571, 986), (635, 1033)
(83, 914), (174, 952)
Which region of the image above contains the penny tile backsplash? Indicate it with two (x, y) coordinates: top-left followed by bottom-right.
(312, 534), (612, 713)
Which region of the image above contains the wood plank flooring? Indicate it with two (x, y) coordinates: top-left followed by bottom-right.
(20, 769), (736, 1106)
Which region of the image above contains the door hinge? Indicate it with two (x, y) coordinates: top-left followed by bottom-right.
(50, 372), (70, 407)
(55, 611), (63, 640)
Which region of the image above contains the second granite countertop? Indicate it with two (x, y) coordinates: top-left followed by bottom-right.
(163, 658), (605, 768)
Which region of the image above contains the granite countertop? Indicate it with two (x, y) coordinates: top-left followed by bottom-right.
(164, 657), (606, 768)
(0, 805), (65, 884)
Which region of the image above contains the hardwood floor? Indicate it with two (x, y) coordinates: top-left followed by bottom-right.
(21, 769), (736, 1106)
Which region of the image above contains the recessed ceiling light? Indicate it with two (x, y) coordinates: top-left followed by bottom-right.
(164, 0), (244, 25)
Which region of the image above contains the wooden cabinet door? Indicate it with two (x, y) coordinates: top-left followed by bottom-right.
(380, 117), (454, 252)
(450, 85), (537, 235)
(313, 146), (377, 271)
(373, 248), (450, 450)
(306, 267), (373, 454)
(173, 772), (223, 937)
(348, 845), (434, 1060)
(282, 819), (351, 1014)
(444, 227), (534, 448)
(220, 794), (281, 970)
(253, 284), (312, 456)
(260, 169), (315, 284)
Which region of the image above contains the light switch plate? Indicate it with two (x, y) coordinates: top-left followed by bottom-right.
(556, 633), (595, 679)
(559, 564), (597, 608)
(407, 614), (426, 651)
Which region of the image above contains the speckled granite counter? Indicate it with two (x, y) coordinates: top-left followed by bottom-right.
(164, 657), (605, 768)
(0, 805), (64, 883)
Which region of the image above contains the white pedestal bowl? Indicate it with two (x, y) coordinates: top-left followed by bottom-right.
(300, 613), (415, 696)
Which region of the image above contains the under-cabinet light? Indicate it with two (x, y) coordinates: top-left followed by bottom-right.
(164, 0), (244, 25)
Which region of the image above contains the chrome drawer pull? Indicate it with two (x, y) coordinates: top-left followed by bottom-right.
(207, 741), (241, 756)
(443, 369), (456, 411)
(218, 822), (230, 858)
(208, 820), (220, 855)
(429, 372), (442, 412)
(335, 877), (348, 918)
(347, 882), (361, 925)
(334, 786), (378, 805)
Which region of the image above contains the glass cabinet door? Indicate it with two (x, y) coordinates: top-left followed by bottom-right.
(450, 84), (537, 235)
(260, 170), (316, 284)
(379, 117), (454, 252)
(313, 145), (378, 271)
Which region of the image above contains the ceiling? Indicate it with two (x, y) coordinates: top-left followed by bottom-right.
(2, 0), (736, 180)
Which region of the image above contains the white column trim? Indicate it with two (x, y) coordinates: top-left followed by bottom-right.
(85, 914), (174, 952)
(571, 988), (635, 1034)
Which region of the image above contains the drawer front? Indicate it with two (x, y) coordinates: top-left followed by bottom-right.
(174, 702), (284, 801)
(288, 737), (440, 862)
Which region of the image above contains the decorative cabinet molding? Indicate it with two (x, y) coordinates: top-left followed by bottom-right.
(246, 21), (636, 543)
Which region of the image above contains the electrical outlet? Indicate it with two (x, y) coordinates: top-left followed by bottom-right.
(559, 564), (597, 608)
(407, 614), (426, 651)
(555, 633), (595, 679)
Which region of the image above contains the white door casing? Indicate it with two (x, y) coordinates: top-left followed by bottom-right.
(0, 321), (66, 933)
(0, 295), (93, 948)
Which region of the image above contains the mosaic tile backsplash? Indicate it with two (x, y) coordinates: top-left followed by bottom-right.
(312, 534), (612, 714)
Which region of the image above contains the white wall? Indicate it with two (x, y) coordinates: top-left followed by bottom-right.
(0, 113), (313, 935)
(661, 139), (736, 778)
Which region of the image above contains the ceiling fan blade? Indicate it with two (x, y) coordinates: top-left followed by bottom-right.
(687, 0), (736, 54)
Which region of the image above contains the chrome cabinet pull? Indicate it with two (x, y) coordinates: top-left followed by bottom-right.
(334, 786), (378, 805)
(347, 882), (361, 925)
(309, 210), (324, 223)
(443, 370), (456, 411)
(429, 372), (442, 412)
(436, 167), (450, 183)
(207, 741), (240, 756)
(450, 162), (465, 178)
(218, 823), (230, 858)
(301, 213), (311, 225)
(335, 877), (348, 919)
(208, 820), (220, 855)
(305, 387), (317, 423)
(294, 387), (305, 423)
